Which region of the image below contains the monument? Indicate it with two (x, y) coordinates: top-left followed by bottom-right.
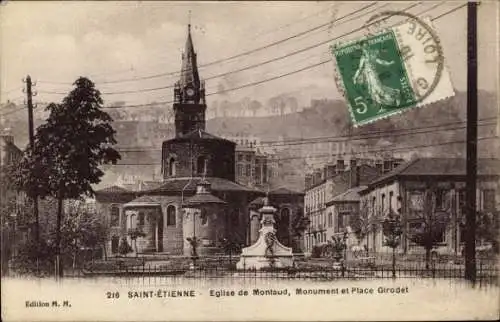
(236, 197), (294, 270)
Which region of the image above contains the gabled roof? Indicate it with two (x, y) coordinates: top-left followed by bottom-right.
(369, 158), (500, 187)
(327, 186), (368, 205)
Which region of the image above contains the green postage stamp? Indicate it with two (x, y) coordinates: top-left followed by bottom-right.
(332, 15), (455, 126)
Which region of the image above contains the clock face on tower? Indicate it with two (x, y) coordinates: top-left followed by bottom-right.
(186, 88), (195, 97)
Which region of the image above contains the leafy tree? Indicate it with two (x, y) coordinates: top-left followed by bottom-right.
(11, 77), (120, 276)
(407, 187), (450, 269)
(56, 200), (109, 269)
(351, 202), (383, 252)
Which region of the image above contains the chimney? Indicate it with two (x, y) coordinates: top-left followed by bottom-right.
(305, 174), (313, 189)
(336, 159), (345, 173)
(349, 159), (358, 188)
(326, 164), (336, 179)
(375, 160), (383, 175)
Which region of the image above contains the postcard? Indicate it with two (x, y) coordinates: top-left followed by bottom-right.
(1, 1), (499, 321)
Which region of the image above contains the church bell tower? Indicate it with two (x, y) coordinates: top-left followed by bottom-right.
(173, 24), (207, 138)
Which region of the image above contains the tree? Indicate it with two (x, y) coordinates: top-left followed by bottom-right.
(471, 209), (499, 254)
(350, 200), (371, 250)
(11, 77), (121, 277)
(118, 237), (133, 256)
(407, 187), (450, 269)
(382, 210), (403, 278)
(249, 100), (262, 117)
(57, 200), (109, 269)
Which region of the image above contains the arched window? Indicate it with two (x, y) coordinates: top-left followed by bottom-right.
(110, 206), (120, 227)
(168, 157), (176, 176)
(197, 156), (206, 175)
(328, 212), (333, 227)
(167, 205), (176, 226)
(280, 208), (290, 227)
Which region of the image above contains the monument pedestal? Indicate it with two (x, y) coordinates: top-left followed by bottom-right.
(236, 198), (294, 270)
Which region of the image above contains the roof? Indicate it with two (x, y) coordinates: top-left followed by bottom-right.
(124, 195), (179, 208)
(370, 158), (500, 186)
(174, 129), (236, 144)
(95, 185), (131, 194)
(180, 24), (200, 89)
(327, 186), (368, 205)
(184, 193), (226, 206)
(269, 187), (304, 196)
(146, 177), (258, 194)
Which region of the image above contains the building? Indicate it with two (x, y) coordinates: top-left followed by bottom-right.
(95, 25), (305, 257)
(303, 158), (381, 253)
(0, 129), (29, 275)
(359, 158), (500, 255)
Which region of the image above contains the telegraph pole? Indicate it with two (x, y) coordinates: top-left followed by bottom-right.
(23, 75), (40, 244)
(464, 1), (478, 284)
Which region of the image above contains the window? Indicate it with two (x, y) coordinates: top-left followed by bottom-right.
(111, 236), (119, 254)
(409, 191), (425, 211)
(246, 164), (251, 176)
(245, 154), (251, 162)
(458, 190), (466, 213)
(167, 205), (176, 226)
(389, 191), (394, 211)
(328, 212), (333, 227)
(483, 189), (496, 210)
(110, 206), (120, 227)
(372, 196), (376, 214)
(168, 157), (176, 176)
(200, 209), (208, 225)
(436, 189), (447, 210)
(383, 160), (392, 173)
(138, 212), (145, 226)
(197, 156), (206, 175)
(281, 208), (290, 224)
(237, 164), (244, 177)
(381, 194), (386, 212)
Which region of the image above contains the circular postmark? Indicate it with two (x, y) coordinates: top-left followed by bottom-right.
(361, 10), (445, 109)
(330, 9), (448, 126)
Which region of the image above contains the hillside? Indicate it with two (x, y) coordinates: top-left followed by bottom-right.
(1, 90), (498, 191)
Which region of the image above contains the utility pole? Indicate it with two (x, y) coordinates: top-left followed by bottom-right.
(465, 1), (478, 284)
(23, 75), (40, 245)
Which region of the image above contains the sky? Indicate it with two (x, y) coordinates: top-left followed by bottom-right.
(0, 1), (498, 108)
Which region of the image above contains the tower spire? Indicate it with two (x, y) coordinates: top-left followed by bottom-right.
(180, 20), (200, 90)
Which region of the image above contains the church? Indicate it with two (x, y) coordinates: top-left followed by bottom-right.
(95, 25), (307, 257)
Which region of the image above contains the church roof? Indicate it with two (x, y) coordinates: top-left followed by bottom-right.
(184, 193), (226, 206)
(180, 24), (200, 89)
(124, 195), (179, 208)
(146, 177), (258, 194)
